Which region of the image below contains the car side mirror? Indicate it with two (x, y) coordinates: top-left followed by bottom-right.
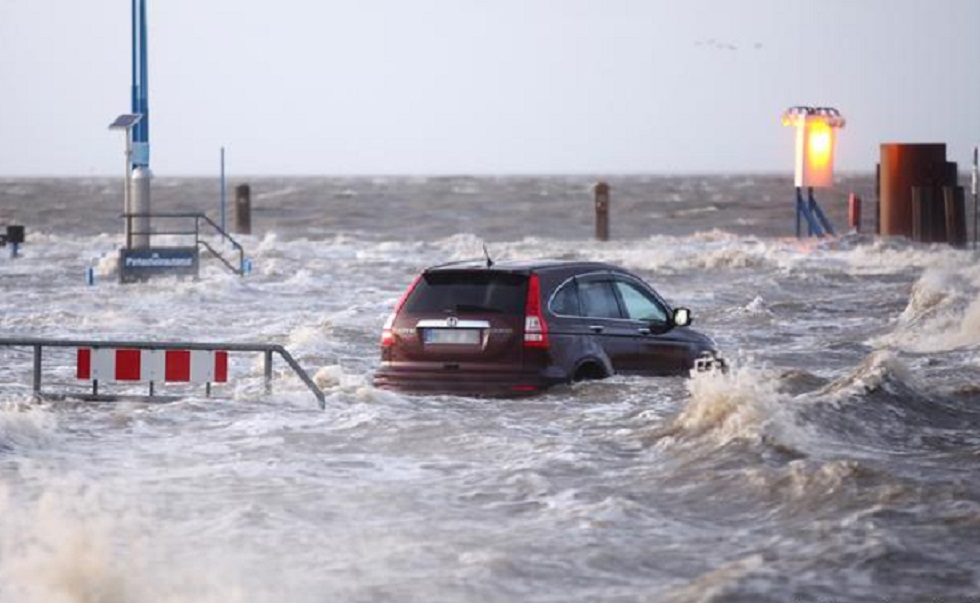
(671, 307), (692, 327)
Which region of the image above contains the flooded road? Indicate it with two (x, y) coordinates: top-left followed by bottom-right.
(1, 175), (979, 602)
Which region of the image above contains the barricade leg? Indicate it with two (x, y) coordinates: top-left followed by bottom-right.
(264, 350), (273, 394)
(32, 345), (42, 399)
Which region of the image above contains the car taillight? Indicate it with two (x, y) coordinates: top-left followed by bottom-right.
(523, 273), (549, 349)
(381, 275), (421, 348)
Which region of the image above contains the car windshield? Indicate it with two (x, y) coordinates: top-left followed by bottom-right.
(404, 271), (527, 315)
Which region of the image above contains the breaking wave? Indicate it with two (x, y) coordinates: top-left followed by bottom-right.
(801, 351), (980, 454)
(647, 362), (809, 455)
(873, 263), (980, 353)
(0, 402), (56, 453)
(816, 350), (921, 404)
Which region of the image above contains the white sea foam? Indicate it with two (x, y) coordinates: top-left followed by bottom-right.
(313, 364), (345, 389)
(873, 263), (980, 353)
(671, 205), (719, 218)
(743, 296), (772, 316)
(898, 268), (960, 323)
(817, 350), (917, 403)
(254, 185), (301, 201)
(0, 403), (56, 452)
(3, 195), (979, 602)
(0, 480), (249, 603)
(95, 250), (119, 279)
(741, 458), (874, 507)
(652, 362), (793, 449)
(450, 183), (481, 195)
(662, 554), (766, 602)
(841, 238), (976, 275)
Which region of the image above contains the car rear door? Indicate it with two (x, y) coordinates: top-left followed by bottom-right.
(573, 274), (636, 373)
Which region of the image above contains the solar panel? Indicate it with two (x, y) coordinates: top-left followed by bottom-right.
(108, 114), (143, 130)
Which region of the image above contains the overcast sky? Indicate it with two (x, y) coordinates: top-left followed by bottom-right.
(1, 0), (978, 176)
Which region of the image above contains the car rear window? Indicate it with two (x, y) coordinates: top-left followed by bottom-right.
(404, 271), (527, 315)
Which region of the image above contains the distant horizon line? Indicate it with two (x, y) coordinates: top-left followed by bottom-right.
(0, 169), (881, 180)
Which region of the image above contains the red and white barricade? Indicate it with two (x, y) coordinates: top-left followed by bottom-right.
(76, 348), (228, 383)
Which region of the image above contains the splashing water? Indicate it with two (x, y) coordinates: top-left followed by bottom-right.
(3, 175), (980, 602)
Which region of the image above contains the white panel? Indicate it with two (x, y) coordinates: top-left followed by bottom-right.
(143, 349), (165, 382)
(793, 123), (806, 188)
(189, 350), (215, 383)
(91, 348), (116, 382)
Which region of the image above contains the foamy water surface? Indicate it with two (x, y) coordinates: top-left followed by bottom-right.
(1, 176), (980, 602)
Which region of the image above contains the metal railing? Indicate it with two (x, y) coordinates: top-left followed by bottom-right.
(122, 212), (245, 275)
(0, 337), (325, 409)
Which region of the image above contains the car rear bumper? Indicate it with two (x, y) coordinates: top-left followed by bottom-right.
(373, 366), (559, 397)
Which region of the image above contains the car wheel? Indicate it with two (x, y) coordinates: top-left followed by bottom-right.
(573, 362), (607, 382)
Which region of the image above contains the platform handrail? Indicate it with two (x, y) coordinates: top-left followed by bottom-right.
(199, 239), (241, 275)
(121, 212), (246, 275)
(0, 337), (325, 409)
(194, 213), (245, 274)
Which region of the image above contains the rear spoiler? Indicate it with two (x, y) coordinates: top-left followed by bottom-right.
(426, 258), (489, 271)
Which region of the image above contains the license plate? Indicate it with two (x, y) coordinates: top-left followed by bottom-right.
(423, 329), (481, 345)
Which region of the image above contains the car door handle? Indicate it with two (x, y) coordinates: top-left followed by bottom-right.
(637, 327), (651, 336)
(589, 325), (605, 334)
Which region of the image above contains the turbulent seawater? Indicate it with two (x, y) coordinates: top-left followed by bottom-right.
(1, 175), (980, 603)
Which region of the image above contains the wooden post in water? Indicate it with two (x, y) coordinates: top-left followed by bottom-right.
(6, 225), (24, 258)
(234, 184), (251, 235)
(594, 181), (610, 241)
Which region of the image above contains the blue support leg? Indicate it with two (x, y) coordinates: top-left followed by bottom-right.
(796, 187), (823, 237)
(808, 188), (835, 236)
(795, 188), (801, 238)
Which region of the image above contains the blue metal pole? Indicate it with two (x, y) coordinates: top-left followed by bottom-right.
(795, 187), (801, 238)
(796, 187), (823, 237)
(220, 147), (226, 233)
(131, 0), (139, 155)
(139, 0), (149, 149)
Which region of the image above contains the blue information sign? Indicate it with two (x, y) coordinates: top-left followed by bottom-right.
(119, 247), (199, 283)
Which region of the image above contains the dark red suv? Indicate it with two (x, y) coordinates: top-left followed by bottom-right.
(374, 260), (723, 395)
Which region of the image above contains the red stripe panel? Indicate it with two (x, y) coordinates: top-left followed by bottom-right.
(76, 348), (91, 380)
(115, 349), (142, 381)
(165, 350), (191, 382)
(214, 351), (228, 383)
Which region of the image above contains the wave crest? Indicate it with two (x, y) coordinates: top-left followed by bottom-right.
(653, 363), (789, 449)
(818, 350), (918, 403)
(875, 264), (980, 353)
(0, 403), (57, 453)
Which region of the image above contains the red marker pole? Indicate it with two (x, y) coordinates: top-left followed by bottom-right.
(848, 193), (862, 233)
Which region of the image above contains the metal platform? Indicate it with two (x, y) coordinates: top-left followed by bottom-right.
(120, 212), (245, 282)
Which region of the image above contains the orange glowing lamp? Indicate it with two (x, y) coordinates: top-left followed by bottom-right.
(782, 107), (845, 189)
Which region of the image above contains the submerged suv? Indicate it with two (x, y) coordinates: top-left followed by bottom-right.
(374, 260), (723, 395)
